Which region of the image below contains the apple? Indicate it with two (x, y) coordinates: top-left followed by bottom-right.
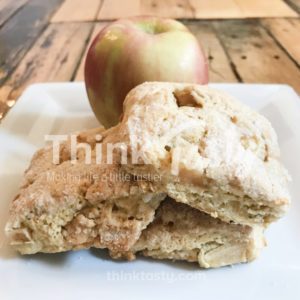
(84, 16), (209, 128)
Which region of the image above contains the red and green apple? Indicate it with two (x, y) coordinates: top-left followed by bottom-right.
(84, 16), (209, 128)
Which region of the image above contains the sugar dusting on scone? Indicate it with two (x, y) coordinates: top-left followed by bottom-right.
(5, 126), (266, 268)
(5, 127), (166, 255)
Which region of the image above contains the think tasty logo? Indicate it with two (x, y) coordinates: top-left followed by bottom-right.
(44, 118), (256, 178)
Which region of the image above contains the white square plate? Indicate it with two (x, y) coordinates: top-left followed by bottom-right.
(0, 83), (299, 300)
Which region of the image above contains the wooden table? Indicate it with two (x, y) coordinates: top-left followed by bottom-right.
(0, 0), (299, 120)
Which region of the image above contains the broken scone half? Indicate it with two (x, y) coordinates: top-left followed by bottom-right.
(116, 198), (265, 268)
(110, 82), (291, 227)
(5, 127), (166, 255)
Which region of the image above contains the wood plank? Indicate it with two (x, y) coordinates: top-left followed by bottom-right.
(262, 18), (300, 66)
(0, 23), (92, 102)
(0, 0), (63, 86)
(74, 22), (109, 82)
(140, 0), (194, 18)
(97, 0), (140, 20)
(0, 85), (16, 121)
(213, 20), (300, 94)
(284, 0), (300, 13)
(98, 0), (194, 20)
(97, 0), (297, 20)
(184, 21), (238, 83)
(235, 0), (297, 18)
(191, 0), (297, 19)
(51, 0), (102, 22)
(0, 102), (8, 121)
(0, 0), (28, 27)
(0, 85), (12, 120)
(190, 0), (242, 19)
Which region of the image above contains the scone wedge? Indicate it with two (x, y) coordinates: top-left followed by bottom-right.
(108, 82), (291, 227)
(5, 127), (166, 255)
(5, 127), (265, 268)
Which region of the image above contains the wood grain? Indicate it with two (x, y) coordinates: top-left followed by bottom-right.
(74, 22), (109, 82)
(262, 18), (300, 66)
(213, 20), (300, 94)
(185, 21), (238, 83)
(97, 0), (140, 20)
(51, 0), (102, 22)
(98, 0), (195, 21)
(235, 0), (297, 18)
(1, 23), (92, 102)
(0, 0), (28, 27)
(96, 0), (297, 20)
(191, 0), (297, 18)
(190, 0), (241, 19)
(0, 85), (15, 120)
(0, 0), (63, 86)
(140, 0), (194, 18)
(285, 0), (300, 13)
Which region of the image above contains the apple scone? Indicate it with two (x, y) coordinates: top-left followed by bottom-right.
(109, 82), (291, 227)
(5, 127), (166, 255)
(5, 82), (290, 268)
(5, 127), (265, 267)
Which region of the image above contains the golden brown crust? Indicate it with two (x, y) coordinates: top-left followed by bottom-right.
(5, 127), (166, 254)
(5, 126), (265, 268)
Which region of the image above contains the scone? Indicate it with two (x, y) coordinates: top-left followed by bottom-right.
(109, 82), (291, 227)
(5, 127), (166, 254)
(124, 198), (265, 268)
(5, 127), (265, 268)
